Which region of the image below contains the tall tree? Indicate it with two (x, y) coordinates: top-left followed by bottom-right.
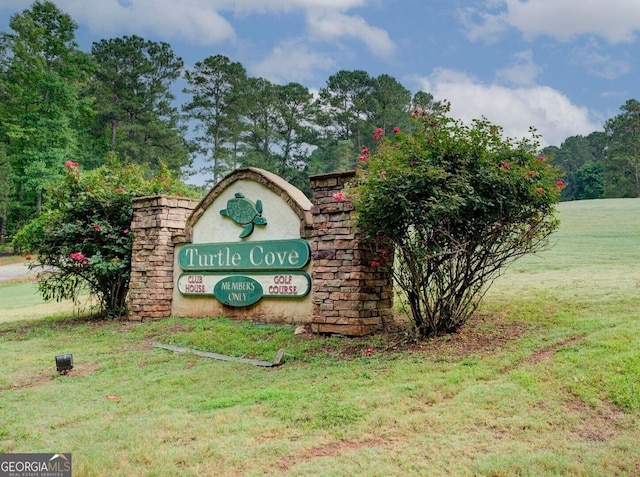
(272, 82), (316, 179)
(604, 99), (640, 198)
(549, 136), (595, 200)
(182, 55), (247, 184)
(0, 0), (92, 224)
(90, 35), (188, 174)
(307, 139), (356, 177)
(541, 132), (606, 201)
(574, 160), (604, 200)
(412, 91), (441, 113)
(0, 145), (14, 246)
(369, 74), (412, 135)
(240, 77), (279, 171)
(315, 71), (414, 172)
(317, 70), (374, 150)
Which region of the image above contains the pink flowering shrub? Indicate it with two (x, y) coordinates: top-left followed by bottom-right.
(351, 104), (563, 337)
(13, 160), (196, 317)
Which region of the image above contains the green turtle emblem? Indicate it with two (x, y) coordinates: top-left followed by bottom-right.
(220, 192), (267, 238)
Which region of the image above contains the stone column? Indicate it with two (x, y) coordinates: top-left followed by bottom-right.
(309, 171), (394, 336)
(128, 196), (199, 321)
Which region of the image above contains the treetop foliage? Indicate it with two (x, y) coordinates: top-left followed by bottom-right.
(1, 0), (639, 248)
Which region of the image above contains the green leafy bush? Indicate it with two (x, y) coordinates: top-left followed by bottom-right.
(351, 105), (563, 337)
(13, 158), (197, 317)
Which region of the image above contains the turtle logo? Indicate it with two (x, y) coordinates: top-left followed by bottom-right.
(220, 192), (268, 238)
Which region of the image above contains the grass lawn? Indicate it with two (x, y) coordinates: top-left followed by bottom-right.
(0, 198), (639, 476)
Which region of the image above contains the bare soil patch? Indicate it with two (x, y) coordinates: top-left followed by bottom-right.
(564, 398), (630, 442)
(312, 312), (529, 360)
(526, 336), (584, 364)
(1, 362), (100, 393)
(274, 436), (392, 472)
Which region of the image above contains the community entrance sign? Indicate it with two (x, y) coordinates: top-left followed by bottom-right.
(129, 167), (393, 335)
(171, 168), (314, 322)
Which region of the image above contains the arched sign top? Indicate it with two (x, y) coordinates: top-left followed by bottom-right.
(175, 167), (314, 310)
(184, 168), (313, 243)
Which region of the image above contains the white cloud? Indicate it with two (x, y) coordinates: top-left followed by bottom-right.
(307, 11), (396, 58)
(30, 0), (388, 52)
(463, 0), (640, 43)
(496, 49), (542, 86)
(506, 0), (640, 43)
(416, 68), (600, 146)
(3, 0), (395, 91)
(250, 39), (337, 84)
(571, 39), (631, 80)
(230, 0), (366, 14)
(53, 0), (236, 44)
(457, 7), (508, 44)
(12, 0), (393, 64)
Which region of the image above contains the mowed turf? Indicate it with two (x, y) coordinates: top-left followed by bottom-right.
(0, 198), (638, 476)
(0, 275), (93, 324)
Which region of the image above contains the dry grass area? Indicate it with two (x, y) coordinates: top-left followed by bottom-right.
(0, 255), (27, 266)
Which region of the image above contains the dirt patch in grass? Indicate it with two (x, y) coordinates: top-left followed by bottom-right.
(418, 314), (528, 358)
(564, 398), (630, 442)
(306, 312), (529, 360)
(1, 362), (100, 392)
(274, 436), (392, 472)
(0, 313), (103, 338)
(526, 336), (584, 364)
(1, 372), (54, 392)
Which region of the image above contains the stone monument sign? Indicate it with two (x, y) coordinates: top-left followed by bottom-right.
(128, 167), (393, 336)
(171, 167), (314, 322)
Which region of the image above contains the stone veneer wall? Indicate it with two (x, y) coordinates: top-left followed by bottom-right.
(309, 171), (394, 336)
(128, 195), (199, 321)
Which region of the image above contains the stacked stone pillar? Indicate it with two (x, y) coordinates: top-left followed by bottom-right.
(128, 196), (199, 321)
(309, 171), (394, 336)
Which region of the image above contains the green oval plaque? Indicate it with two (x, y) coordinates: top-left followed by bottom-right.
(214, 275), (263, 307)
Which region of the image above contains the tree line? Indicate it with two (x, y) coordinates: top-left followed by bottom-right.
(1, 1), (638, 246)
(542, 99), (640, 201)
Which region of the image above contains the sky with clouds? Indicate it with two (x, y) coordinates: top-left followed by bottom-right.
(1, 0), (639, 148)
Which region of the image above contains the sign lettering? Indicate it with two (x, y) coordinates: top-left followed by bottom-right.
(178, 272), (311, 306)
(179, 239), (310, 271)
(214, 276), (263, 307)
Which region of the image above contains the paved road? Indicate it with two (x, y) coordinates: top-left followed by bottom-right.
(0, 262), (31, 281)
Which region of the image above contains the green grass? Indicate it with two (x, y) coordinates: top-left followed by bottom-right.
(0, 198), (639, 476)
(0, 280), (94, 323)
(0, 280), (45, 310)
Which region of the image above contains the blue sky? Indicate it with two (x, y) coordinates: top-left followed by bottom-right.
(2, 0), (640, 148)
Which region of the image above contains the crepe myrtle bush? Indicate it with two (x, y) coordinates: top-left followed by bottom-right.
(350, 105), (563, 337)
(13, 158), (196, 317)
